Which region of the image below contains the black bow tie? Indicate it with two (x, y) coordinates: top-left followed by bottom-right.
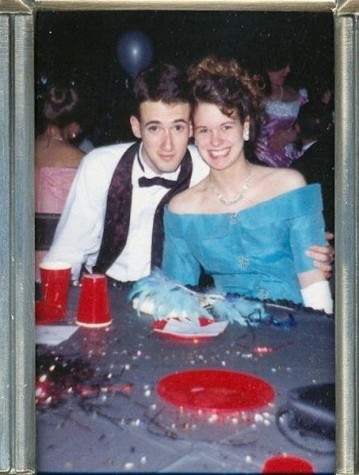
(138, 176), (177, 189)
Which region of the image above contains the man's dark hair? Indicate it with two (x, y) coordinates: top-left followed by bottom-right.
(132, 62), (190, 117)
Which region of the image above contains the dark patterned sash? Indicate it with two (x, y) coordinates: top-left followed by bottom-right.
(94, 142), (193, 275)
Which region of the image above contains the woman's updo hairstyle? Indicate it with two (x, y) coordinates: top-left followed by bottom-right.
(187, 56), (264, 140)
(43, 86), (79, 120)
(36, 85), (87, 136)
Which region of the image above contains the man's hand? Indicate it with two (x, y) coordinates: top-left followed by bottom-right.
(305, 232), (335, 280)
(269, 128), (297, 151)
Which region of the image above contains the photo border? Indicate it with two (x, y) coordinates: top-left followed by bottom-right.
(0, 1), (357, 473)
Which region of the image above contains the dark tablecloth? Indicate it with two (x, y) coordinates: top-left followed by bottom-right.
(36, 287), (335, 473)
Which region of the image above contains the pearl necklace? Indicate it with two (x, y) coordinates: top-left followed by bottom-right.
(208, 162), (253, 207)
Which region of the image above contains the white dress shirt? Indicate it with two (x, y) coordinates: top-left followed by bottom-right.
(43, 142), (209, 281)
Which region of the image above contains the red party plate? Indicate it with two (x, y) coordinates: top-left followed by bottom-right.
(35, 300), (65, 325)
(157, 369), (275, 412)
(262, 455), (314, 473)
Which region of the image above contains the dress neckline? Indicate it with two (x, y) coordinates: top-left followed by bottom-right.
(165, 184), (318, 218)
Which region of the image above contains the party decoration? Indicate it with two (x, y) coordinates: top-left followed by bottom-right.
(117, 30), (154, 78)
(128, 269), (272, 326)
(36, 351), (133, 408)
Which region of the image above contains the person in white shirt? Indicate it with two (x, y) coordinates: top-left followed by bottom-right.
(43, 63), (333, 284)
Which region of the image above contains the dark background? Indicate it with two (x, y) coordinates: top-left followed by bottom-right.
(35, 10), (334, 145)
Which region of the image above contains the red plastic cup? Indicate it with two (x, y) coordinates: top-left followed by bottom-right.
(39, 261), (71, 317)
(262, 455), (314, 473)
(76, 274), (112, 327)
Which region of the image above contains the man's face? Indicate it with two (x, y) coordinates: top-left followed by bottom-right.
(130, 100), (192, 174)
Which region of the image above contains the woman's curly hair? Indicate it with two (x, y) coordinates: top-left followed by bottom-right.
(187, 56), (264, 140)
(36, 85), (89, 136)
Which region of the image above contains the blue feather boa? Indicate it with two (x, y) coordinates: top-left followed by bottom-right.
(128, 269), (271, 326)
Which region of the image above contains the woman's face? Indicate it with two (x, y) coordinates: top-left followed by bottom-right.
(267, 64), (290, 88)
(193, 102), (249, 171)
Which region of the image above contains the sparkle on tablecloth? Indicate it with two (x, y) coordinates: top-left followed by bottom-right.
(253, 346), (273, 355)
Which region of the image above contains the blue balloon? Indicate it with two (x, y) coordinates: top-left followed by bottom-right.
(117, 30), (154, 78)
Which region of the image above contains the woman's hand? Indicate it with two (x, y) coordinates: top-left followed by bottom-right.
(305, 232), (335, 280)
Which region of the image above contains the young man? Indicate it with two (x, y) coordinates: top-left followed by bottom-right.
(43, 63), (332, 284)
(291, 102), (335, 233)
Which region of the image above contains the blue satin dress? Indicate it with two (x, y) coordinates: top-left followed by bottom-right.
(162, 184), (326, 304)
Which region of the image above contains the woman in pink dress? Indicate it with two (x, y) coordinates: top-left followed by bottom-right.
(35, 85), (85, 281)
(254, 44), (308, 168)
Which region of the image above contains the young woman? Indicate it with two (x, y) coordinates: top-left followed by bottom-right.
(161, 56), (333, 314)
(254, 44), (308, 167)
(35, 85), (86, 281)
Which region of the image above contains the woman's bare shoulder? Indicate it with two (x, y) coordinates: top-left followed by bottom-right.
(279, 167), (306, 184)
(36, 140), (85, 168)
(252, 165), (307, 201)
(268, 167), (307, 192)
(284, 85), (300, 101)
(255, 163), (304, 181)
(168, 179), (207, 213)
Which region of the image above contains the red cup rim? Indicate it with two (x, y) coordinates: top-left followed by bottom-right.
(75, 318), (111, 328)
(39, 261), (71, 271)
(81, 274), (107, 280)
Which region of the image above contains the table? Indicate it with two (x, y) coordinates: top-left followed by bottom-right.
(36, 287), (335, 474)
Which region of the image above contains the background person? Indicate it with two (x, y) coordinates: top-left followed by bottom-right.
(254, 40), (308, 168)
(35, 85), (87, 281)
(291, 102), (335, 233)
